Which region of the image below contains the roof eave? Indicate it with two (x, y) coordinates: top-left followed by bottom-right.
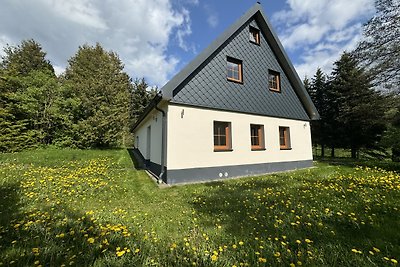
(132, 93), (163, 131)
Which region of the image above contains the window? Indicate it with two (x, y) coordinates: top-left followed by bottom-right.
(250, 124), (265, 150)
(227, 57), (243, 83)
(249, 26), (260, 45)
(268, 70), (280, 92)
(214, 121), (232, 151)
(279, 127), (291, 150)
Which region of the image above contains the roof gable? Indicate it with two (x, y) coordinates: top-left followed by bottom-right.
(161, 3), (319, 120)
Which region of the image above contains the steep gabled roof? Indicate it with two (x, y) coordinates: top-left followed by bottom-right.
(161, 2), (319, 120)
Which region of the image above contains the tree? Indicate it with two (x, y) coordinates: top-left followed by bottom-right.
(1, 39), (54, 78)
(129, 78), (158, 126)
(0, 39), (58, 151)
(329, 52), (386, 158)
(306, 68), (331, 157)
(61, 43), (132, 148)
(355, 0), (400, 94)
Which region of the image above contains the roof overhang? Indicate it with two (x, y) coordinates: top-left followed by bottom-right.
(132, 93), (163, 131)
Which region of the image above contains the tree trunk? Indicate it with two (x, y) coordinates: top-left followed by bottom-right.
(351, 147), (357, 159)
(321, 143), (325, 158)
(331, 146), (335, 158)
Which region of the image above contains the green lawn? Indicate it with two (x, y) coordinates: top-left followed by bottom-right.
(0, 149), (399, 266)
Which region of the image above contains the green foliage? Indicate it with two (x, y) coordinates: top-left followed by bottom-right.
(60, 43), (133, 148)
(355, 0), (400, 94)
(129, 78), (158, 126)
(0, 149), (399, 266)
(306, 69), (331, 156)
(0, 39), (54, 78)
(380, 95), (400, 161)
(1, 39), (155, 151)
(328, 52), (386, 158)
(0, 40), (57, 152)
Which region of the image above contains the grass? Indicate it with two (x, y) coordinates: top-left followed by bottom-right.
(0, 148), (399, 266)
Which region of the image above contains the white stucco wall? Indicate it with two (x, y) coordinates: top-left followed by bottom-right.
(167, 104), (313, 170)
(134, 104), (166, 165)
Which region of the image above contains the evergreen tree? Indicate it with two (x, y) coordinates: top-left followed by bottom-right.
(329, 52), (386, 158)
(0, 40), (58, 151)
(355, 0), (400, 94)
(306, 69), (330, 157)
(61, 43), (132, 148)
(130, 78), (158, 125)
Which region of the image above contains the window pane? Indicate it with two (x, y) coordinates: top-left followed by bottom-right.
(279, 127), (289, 149)
(268, 70), (280, 91)
(227, 58), (242, 82)
(214, 121), (230, 149)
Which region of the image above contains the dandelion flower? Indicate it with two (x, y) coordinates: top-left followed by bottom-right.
(116, 250), (125, 257)
(87, 237), (95, 244)
(258, 258), (267, 263)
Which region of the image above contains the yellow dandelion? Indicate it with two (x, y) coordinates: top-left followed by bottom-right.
(116, 250), (125, 257)
(87, 237), (95, 244)
(351, 248), (362, 254)
(211, 254), (218, 261)
(391, 259), (398, 264)
(274, 252), (281, 257)
(232, 244), (237, 249)
(290, 263), (295, 267)
(258, 257), (267, 263)
(239, 241), (244, 246)
(135, 248), (140, 253)
(305, 239), (312, 243)
(373, 247), (380, 253)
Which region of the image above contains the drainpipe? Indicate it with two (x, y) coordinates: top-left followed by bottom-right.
(155, 105), (166, 183)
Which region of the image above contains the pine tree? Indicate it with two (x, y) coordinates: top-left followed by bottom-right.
(130, 78), (158, 125)
(307, 69), (330, 157)
(61, 43), (132, 148)
(329, 52), (386, 158)
(0, 39), (57, 151)
(355, 0), (400, 94)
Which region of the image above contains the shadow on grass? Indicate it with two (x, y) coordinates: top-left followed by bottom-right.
(0, 200), (149, 266)
(0, 182), (22, 239)
(126, 148), (145, 170)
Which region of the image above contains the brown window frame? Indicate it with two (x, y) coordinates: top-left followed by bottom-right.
(249, 26), (260, 45)
(268, 70), (281, 92)
(250, 124), (265, 150)
(214, 121), (232, 151)
(279, 126), (291, 150)
(227, 57), (243, 83)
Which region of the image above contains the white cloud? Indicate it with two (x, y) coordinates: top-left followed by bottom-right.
(295, 31), (363, 80)
(176, 8), (195, 52)
(0, 35), (12, 58)
(272, 0), (375, 79)
(0, 0), (193, 86)
(204, 4), (218, 28)
(274, 0), (374, 49)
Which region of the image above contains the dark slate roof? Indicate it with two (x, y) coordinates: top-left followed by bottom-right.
(160, 3), (319, 120)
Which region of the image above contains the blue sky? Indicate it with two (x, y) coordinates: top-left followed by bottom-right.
(0, 0), (375, 86)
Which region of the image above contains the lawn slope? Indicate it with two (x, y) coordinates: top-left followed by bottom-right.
(0, 149), (399, 266)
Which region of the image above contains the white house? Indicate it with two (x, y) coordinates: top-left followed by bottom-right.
(132, 3), (319, 184)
